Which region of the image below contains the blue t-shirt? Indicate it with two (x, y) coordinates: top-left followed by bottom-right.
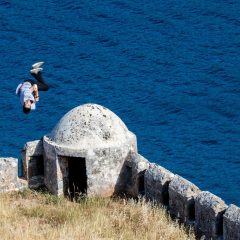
(16, 82), (36, 110)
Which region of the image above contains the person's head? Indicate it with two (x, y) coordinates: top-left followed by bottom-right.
(23, 100), (32, 114)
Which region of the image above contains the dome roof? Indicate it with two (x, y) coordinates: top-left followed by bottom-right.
(47, 104), (134, 149)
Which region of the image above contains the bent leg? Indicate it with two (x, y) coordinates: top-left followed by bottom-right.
(31, 71), (49, 91)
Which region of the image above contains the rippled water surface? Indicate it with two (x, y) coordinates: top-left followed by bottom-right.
(0, 0), (240, 205)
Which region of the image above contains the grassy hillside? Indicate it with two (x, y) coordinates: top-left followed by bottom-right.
(0, 190), (195, 240)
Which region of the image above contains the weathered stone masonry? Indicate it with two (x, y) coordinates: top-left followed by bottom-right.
(0, 158), (26, 192)
(0, 103), (240, 240)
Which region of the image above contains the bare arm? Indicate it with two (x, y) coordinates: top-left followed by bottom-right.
(31, 84), (39, 102)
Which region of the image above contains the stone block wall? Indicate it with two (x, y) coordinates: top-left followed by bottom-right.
(115, 152), (150, 197)
(0, 158), (26, 192)
(145, 163), (174, 205)
(119, 155), (240, 240)
(120, 155), (240, 240)
(131, 157), (240, 240)
(223, 204), (240, 240)
(168, 175), (200, 223)
(195, 191), (227, 239)
(128, 154), (150, 197)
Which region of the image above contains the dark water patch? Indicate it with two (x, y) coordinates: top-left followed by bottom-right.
(207, 104), (237, 119)
(77, 53), (94, 60)
(224, 88), (240, 95)
(58, 1), (79, 10)
(0, 1), (11, 7)
(148, 17), (165, 25)
(183, 91), (208, 97)
(111, 1), (130, 10)
(166, 107), (184, 115)
(182, 61), (195, 66)
(95, 35), (119, 47)
(155, 60), (176, 68)
(78, 29), (92, 36)
(157, 120), (170, 126)
(172, 13), (188, 21)
(209, 11), (240, 27)
(53, 64), (63, 69)
(219, 128), (238, 135)
(207, 67), (226, 77)
(201, 140), (219, 145)
(95, 12), (112, 19)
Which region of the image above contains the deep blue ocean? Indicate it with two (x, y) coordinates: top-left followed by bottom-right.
(0, 0), (240, 205)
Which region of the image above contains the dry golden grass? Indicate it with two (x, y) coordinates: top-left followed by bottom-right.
(0, 190), (195, 240)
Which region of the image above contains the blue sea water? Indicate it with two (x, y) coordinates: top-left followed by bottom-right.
(0, 0), (240, 205)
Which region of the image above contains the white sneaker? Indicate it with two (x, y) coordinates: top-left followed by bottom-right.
(30, 67), (43, 74)
(32, 61), (44, 69)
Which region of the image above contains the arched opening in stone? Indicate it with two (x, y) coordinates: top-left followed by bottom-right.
(68, 157), (87, 199)
(28, 155), (45, 189)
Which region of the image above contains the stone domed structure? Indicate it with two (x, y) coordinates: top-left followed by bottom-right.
(45, 103), (135, 152)
(42, 104), (137, 197)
